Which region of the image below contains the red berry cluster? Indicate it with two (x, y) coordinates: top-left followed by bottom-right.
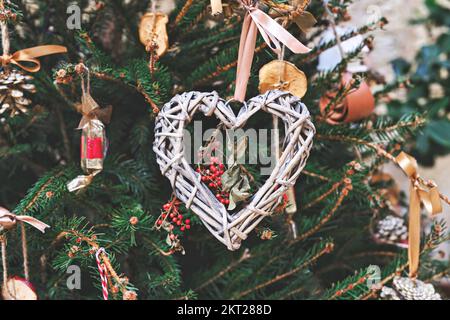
(156, 198), (191, 232)
(196, 157), (230, 206)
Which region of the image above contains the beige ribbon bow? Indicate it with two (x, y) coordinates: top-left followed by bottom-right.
(0, 207), (50, 233)
(396, 152), (443, 278)
(234, 0), (311, 102)
(0, 45), (67, 73)
(76, 73), (112, 129)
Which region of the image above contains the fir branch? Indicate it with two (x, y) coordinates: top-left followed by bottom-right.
(232, 241), (334, 299)
(294, 182), (352, 243)
(194, 248), (252, 292)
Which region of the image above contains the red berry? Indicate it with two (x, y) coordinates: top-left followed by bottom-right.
(157, 220), (163, 225)
(209, 182), (215, 188)
(224, 199), (230, 205)
(169, 213), (175, 218)
(216, 194), (222, 199)
(185, 219), (191, 224)
(185, 224), (191, 230)
(180, 226), (185, 231)
(201, 176), (208, 182)
(163, 204), (170, 210)
(221, 199), (227, 204)
(172, 217), (178, 223)
(219, 163), (225, 169)
(177, 220), (182, 226)
(161, 214), (167, 219)
(170, 234), (176, 240)
(76, 238), (81, 243)
(178, 214), (183, 220)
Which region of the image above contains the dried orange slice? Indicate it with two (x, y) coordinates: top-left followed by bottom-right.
(259, 60), (307, 98)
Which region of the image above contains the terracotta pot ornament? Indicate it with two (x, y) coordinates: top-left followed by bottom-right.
(319, 72), (375, 124)
(153, 90), (315, 250)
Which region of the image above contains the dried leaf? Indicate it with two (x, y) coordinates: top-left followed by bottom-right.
(228, 175), (251, 210)
(221, 164), (241, 191)
(293, 11), (317, 33)
(221, 164), (252, 210)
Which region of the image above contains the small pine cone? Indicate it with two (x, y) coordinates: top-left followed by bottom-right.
(123, 290), (137, 300)
(375, 215), (408, 246)
(0, 69), (36, 120)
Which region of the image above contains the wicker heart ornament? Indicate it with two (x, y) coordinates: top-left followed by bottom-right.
(153, 90), (315, 250)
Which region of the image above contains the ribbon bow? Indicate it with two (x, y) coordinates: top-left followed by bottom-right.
(0, 207), (50, 233)
(76, 72), (112, 129)
(396, 152), (443, 278)
(234, 0), (311, 102)
(0, 45), (67, 73)
(76, 96), (113, 129)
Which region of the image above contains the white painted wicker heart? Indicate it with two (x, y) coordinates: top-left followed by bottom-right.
(153, 90), (315, 250)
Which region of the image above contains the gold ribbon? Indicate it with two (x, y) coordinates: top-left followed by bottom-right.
(0, 207), (50, 233)
(76, 72), (112, 129)
(396, 152), (443, 278)
(0, 45), (67, 73)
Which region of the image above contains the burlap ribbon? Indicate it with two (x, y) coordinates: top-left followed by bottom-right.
(396, 152), (443, 278)
(0, 45), (67, 73)
(0, 207), (49, 233)
(77, 73), (112, 129)
(234, 0), (310, 102)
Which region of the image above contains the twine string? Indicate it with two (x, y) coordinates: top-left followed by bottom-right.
(20, 222), (29, 280)
(95, 248), (109, 300)
(1, 236), (7, 289)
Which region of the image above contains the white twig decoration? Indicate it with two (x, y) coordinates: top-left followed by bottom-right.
(153, 90), (315, 250)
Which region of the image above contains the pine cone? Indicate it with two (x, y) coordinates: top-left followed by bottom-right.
(0, 69), (36, 120)
(381, 276), (441, 300)
(374, 215), (408, 248)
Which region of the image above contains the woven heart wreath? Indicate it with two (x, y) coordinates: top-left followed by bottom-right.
(153, 90), (315, 250)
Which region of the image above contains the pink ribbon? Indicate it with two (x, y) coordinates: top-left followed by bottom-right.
(234, 0), (311, 102)
(0, 207), (50, 233)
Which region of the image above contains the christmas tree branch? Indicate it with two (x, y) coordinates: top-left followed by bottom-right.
(316, 134), (450, 205)
(232, 241), (334, 299)
(293, 182), (353, 243)
(194, 248), (251, 292)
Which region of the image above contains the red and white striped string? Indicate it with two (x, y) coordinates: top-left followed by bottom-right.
(95, 248), (108, 300)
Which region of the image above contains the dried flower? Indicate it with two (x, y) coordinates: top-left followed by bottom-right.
(129, 216), (139, 226)
(123, 290), (137, 300)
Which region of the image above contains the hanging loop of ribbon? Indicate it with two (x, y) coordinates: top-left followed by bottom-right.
(396, 152), (443, 279)
(0, 207), (50, 233)
(234, 0), (311, 102)
(0, 45), (67, 73)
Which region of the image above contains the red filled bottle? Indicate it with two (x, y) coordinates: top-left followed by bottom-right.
(80, 119), (106, 173)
